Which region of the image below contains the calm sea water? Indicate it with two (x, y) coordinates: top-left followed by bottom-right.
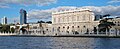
(0, 37), (120, 49)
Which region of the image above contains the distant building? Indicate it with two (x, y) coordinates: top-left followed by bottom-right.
(95, 15), (102, 21)
(20, 9), (27, 25)
(1, 16), (7, 24)
(111, 18), (120, 26)
(28, 23), (52, 32)
(106, 18), (120, 30)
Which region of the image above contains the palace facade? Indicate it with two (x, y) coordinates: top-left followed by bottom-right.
(52, 8), (99, 35)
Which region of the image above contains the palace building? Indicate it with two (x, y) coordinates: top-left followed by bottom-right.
(52, 8), (99, 35)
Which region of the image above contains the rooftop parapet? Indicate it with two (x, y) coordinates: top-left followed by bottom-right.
(52, 8), (92, 14)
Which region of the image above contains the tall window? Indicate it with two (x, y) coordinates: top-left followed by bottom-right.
(58, 18), (60, 23)
(78, 26), (79, 28)
(67, 26), (69, 29)
(63, 17), (64, 23)
(83, 15), (85, 21)
(77, 16), (79, 21)
(72, 16), (74, 22)
(67, 17), (69, 22)
(57, 27), (60, 32)
(65, 17), (67, 22)
(52, 28), (54, 32)
(72, 26), (74, 28)
(63, 26), (65, 28)
(69, 16), (71, 22)
(54, 18), (56, 23)
(88, 14), (90, 21)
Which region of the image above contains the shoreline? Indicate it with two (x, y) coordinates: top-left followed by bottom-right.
(0, 35), (120, 38)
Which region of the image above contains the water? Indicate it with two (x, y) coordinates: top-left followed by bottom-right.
(0, 37), (120, 49)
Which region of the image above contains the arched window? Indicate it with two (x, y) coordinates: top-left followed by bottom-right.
(67, 26), (69, 29)
(78, 26), (79, 28)
(83, 26), (86, 28)
(63, 26), (65, 28)
(57, 27), (60, 32)
(52, 28), (54, 32)
(72, 26), (74, 28)
(58, 27), (60, 29)
(46, 29), (48, 31)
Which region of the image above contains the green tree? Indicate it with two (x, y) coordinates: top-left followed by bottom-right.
(0, 24), (2, 32)
(103, 14), (110, 17)
(98, 18), (115, 32)
(1, 25), (10, 33)
(9, 23), (15, 26)
(0, 23), (2, 26)
(37, 20), (45, 23)
(46, 21), (52, 24)
(11, 27), (15, 33)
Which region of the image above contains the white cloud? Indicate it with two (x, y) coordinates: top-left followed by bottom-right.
(0, 0), (57, 8)
(28, 9), (51, 20)
(81, 5), (120, 16)
(28, 5), (120, 20)
(0, 5), (9, 8)
(27, 6), (77, 19)
(0, 3), (10, 8)
(108, 0), (120, 4)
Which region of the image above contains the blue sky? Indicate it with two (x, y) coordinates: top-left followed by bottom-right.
(0, 0), (120, 23)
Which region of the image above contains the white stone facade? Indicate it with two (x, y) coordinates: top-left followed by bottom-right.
(52, 8), (99, 35)
(110, 18), (120, 29)
(28, 23), (53, 35)
(112, 18), (120, 26)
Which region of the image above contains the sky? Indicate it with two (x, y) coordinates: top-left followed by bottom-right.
(0, 0), (120, 24)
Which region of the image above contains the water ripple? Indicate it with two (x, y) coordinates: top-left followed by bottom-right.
(0, 37), (120, 49)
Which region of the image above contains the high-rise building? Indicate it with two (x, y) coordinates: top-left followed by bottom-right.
(20, 9), (27, 25)
(1, 16), (7, 24)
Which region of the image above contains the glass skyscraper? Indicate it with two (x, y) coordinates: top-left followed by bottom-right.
(1, 16), (7, 24)
(20, 9), (27, 25)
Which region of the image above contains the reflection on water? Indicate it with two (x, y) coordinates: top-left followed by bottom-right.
(0, 37), (120, 49)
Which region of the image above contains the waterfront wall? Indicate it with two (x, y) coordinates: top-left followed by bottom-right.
(0, 28), (120, 37)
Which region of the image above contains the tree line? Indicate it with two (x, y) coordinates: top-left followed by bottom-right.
(0, 24), (15, 33)
(37, 21), (52, 24)
(97, 14), (115, 33)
